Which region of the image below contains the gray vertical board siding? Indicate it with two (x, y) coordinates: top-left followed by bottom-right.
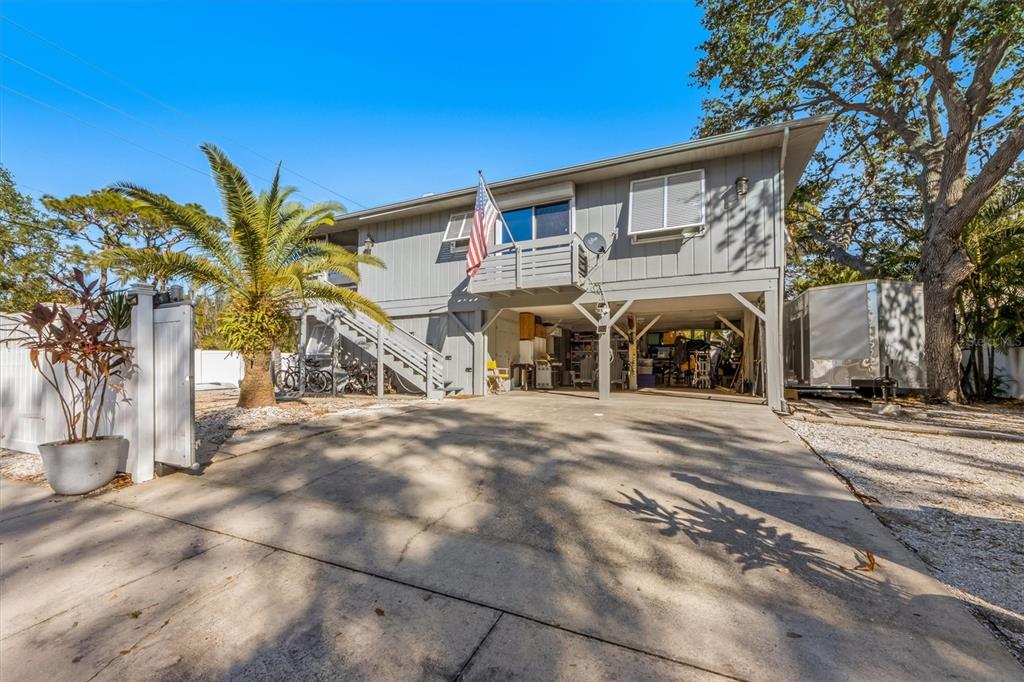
(764, 146), (779, 269)
(757, 149), (773, 270)
(573, 148), (780, 283)
(437, 315), (475, 392)
(337, 334), (375, 371)
(358, 223), (384, 301)
(350, 148), (780, 307)
(394, 314), (475, 392)
(359, 209), (474, 305)
(305, 321), (378, 374)
(448, 311), (478, 391)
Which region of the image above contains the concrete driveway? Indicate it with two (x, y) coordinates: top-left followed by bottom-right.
(2, 392), (1020, 680)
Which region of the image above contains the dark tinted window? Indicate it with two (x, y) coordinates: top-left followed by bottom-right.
(534, 201), (571, 239)
(501, 207), (533, 243)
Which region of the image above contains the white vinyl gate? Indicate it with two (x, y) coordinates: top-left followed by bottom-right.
(153, 303), (195, 469)
(0, 287), (195, 482)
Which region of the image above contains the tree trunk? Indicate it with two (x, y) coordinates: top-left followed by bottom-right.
(922, 275), (964, 402)
(238, 350), (277, 408)
(919, 200), (976, 402)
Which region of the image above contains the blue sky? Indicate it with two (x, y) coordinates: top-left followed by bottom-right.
(1, 1), (712, 214)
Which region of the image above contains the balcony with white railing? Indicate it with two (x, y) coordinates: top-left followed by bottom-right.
(468, 233), (589, 296)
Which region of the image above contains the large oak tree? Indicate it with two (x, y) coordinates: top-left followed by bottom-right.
(695, 0), (1024, 400)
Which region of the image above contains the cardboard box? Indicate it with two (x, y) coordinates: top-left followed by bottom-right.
(519, 313), (534, 340)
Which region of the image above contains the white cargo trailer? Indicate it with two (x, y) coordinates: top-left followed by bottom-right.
(785, 280), (926, 391)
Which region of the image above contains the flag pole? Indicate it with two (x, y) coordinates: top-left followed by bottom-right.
(478, 170), (517, 247)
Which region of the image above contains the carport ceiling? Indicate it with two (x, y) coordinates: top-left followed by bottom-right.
(507, 293), (760, 332)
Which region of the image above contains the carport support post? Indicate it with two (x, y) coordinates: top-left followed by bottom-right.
(376, 324), (385, 398)
(127, 284), (155, 484)
(474, 310), (486, 396)
(576, 300), (631, 401)
(742, 309), (755, 393)
(598, 324), (611, 401)
(472, 309), (501, 396)
(597, 301), (634, 400)
(764, 291), (785, 413)
(627, 314), (638, 391)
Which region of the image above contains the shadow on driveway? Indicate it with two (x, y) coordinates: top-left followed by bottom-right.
(3, 392), (1020, 680)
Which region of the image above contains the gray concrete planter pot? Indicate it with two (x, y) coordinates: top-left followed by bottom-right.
(38, 436), (127, 495)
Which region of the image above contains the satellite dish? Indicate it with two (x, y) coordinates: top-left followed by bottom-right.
(582, 232), (607, 254)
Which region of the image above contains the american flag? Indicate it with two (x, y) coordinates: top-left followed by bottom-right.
(466, 177), (500, 278)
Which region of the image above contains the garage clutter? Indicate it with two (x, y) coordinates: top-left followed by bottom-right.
(497, 311), (745, 394)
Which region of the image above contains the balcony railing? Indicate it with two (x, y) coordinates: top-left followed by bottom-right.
(469, 233), (589, 295)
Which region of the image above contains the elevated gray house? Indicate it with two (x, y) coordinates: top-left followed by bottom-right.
(306, 115), (831, 411)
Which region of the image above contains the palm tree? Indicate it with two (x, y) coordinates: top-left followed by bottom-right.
(99, 144), (390, 408)
(959, 178), (1024, 399)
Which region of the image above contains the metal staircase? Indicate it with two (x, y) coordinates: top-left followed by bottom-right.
(307, 302), (458, 397)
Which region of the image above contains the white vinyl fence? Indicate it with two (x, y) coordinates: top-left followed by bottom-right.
(0, 323), (112, 454)
(0, 285), (194, 482)
(193, 350), (299, 389)
(195, 350), (245, 388)
(1003, 348), (1024, 399)
(972, 346), (1024, 399)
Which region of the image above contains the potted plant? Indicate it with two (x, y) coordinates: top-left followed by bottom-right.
(7, 270), (134, 494)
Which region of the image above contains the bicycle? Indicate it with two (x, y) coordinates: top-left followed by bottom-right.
(341, 361), (369, 394)
(278, 356), (332, 394)
(364, 366), (396, 395)
(342, 361), (396, 395)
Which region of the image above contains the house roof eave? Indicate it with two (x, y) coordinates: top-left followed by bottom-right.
(316, 113), (834, 235)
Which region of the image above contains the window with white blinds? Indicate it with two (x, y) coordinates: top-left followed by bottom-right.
(628, 169), (705, 236)
(442, 212), (473, 242)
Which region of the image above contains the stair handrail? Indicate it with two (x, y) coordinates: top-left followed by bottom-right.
(318, 302), (444, 386)
(344, 308), (444, 373)
(310, 272), (445, 368)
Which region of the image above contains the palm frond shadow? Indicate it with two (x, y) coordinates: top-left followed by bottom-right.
(609, 488), (901, 597)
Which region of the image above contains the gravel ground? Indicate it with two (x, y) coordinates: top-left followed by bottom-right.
(1, 391), (422, 488)
(194, 391), (419, 454)
(0, 449), (46, 482)
(786, 418), (1024, 665)
(798, 397), (1024, 437)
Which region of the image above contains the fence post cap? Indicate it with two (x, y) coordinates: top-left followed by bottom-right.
(127, 283), (156, 295)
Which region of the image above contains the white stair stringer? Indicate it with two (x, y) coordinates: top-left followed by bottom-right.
(309, 302), (456, 397)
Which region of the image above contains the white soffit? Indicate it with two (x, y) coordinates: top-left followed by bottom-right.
(492, 181), (574, 211)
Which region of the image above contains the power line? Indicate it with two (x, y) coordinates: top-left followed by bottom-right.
(0, 218), (88, 259)
(14, 181), (48, 196)
(0, 52), (321, 204)
(1, 84), (214, 179)
(0, 15), (367, 209)
(1, 52), (196, 148)
(0, 216), (129, 244)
